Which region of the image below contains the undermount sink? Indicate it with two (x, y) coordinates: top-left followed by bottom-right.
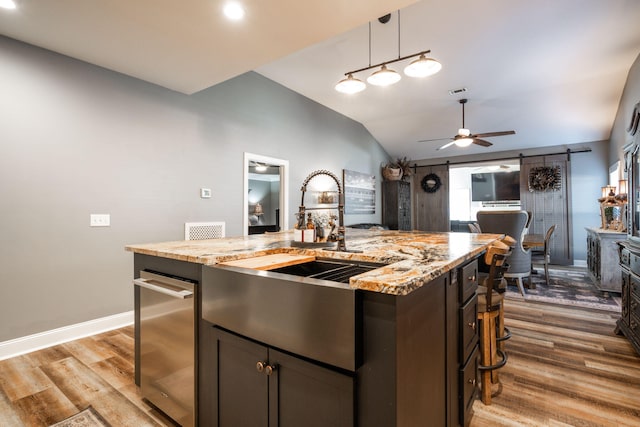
(270, 259), (384, 283)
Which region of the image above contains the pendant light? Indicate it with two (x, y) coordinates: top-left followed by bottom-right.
(335, 74), (366, 94)
(367, 64), (401, 86)
(404, 54), (442, 77)
(334, 10), (441, 93)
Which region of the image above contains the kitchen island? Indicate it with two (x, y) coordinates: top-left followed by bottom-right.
(126, 229), (502, 427)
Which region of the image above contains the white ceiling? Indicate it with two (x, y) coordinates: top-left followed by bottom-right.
(2, 0), (640, 161)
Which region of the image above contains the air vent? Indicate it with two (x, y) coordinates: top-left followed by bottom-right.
(449, 87), (468, 95)
(184, 222), (225, 240)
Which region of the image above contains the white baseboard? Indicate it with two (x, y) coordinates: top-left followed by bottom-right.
(0, 311), (134, 361)
(573, 260), (587, 267)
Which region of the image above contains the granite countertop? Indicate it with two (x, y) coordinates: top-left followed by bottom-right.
(126, 229), (502, 295)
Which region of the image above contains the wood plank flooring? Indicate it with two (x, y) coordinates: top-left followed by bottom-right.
(0, 298), (638, 426)
(0, 327), (176, 426)
(471, 298), (640, 426)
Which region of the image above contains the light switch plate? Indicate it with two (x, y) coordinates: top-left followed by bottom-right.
(90, 214), (110, 227)
(200, 188), (212, 198)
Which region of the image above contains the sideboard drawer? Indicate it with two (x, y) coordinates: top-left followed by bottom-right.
(630, 252), (640, 277)
(620, 248), (630, 267)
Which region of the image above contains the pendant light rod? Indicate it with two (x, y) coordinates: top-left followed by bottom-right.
(343, 49), (432, 77)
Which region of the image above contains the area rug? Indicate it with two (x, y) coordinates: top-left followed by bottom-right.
(49, 406), (110, 427)
(505, 267), (622, 312)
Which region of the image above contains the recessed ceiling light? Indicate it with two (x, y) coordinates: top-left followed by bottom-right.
(0, 0), (16, 10)
(223, 2), (245, 20)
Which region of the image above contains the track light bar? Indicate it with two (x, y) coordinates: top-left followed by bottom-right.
(343, 50), (433, 77)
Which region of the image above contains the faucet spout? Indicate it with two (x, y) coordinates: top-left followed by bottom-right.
(299, 169), (347, 252)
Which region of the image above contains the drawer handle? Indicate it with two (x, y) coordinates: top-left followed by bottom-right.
(467, 321), (476, 331)
(256, 361), (266, 373)
(467, 274), (476, 282)
(265, 364), (277, 376)
(468, 378), (476, 386)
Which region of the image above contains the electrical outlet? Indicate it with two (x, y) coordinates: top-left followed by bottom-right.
(90, 214), (110, 227)
(200, 188), (212, 199)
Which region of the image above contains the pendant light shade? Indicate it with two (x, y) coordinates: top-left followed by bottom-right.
(404, 54), (442, 77)
(335, 74), (366, 94)
(367, 65), (401, 86)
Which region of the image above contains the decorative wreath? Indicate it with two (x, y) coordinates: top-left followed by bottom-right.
(528, 166), (561, 192)
(421, 173), (442, 193)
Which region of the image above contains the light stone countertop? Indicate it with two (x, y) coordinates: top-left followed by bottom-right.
(126, 229), (502, 295)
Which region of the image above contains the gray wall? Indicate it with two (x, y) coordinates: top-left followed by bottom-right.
(611, 53), (640, 171)
(0, 36), (389, 342)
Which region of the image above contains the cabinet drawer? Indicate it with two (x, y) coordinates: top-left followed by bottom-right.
(631, 252), (640, 277)
(459, 260), (479, 303)
(631, 274), (640, 301)
(460, 295), (478, 363)
(630, 293), (640, 320)
(459, 345), (478, 427)
(631, 314), (640, 340)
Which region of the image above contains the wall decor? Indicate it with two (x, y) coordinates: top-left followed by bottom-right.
(421, 173), (442, 193)
(528, 166), (561, 192)
(343, 169), (375, 214)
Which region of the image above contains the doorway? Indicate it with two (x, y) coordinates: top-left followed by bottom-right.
(243, 153), (289, 236)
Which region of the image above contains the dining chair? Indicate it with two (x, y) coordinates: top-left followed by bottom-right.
(468, 222), (482, 233)
(477, 210), (531, 295)
(531, 224), (556, 285)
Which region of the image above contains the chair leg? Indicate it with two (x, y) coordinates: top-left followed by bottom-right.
(544, 261), (549, 285)
(516, 277), (525, 296)
(480, 312), (493, 405)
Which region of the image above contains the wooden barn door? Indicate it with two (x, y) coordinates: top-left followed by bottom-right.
(412, 165), (450, 232)
(520, 154), (572, 265)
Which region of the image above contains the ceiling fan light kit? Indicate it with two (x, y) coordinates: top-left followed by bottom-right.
(335, 11), (441, 93)
(420, 99), (516, 150)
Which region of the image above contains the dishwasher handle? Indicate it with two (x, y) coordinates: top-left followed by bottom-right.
(133, 278), (194, 299)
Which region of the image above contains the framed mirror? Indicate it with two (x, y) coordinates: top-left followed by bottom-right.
(243, 153), (289, 236)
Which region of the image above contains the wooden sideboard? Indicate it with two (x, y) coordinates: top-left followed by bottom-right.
(586, 227), (625, 293)
(617, 241), (640, 356)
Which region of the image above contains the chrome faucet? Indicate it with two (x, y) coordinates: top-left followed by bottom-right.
(299, 169), (347, 252)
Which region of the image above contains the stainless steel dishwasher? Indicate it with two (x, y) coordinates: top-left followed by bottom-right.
(134, 270), (196, 427)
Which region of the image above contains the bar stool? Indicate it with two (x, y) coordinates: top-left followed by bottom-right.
(477, 251), (511, 405)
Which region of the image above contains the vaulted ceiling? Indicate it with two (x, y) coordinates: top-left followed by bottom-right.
(2, 0), (639, 160)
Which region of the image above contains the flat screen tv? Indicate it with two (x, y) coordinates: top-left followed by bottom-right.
(471, 171), (520, 202)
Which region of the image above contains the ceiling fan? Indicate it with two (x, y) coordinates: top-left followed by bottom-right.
(419, 99), (515, 150)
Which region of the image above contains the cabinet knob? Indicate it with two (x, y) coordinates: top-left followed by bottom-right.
(467, 275), (476, 282)
(468, 378), (476, 386)
(265, 364), (277, 376)
(467, 321), (476, 331)
(256, 361), (266, 373)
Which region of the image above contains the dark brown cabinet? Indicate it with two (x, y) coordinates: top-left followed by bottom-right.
(446, 259), (479, 427)
(208, 327), (354, 427)
(382, 180), (411, 230)
(617, 243), (640, 356)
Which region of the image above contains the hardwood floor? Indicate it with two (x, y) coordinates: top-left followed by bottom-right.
(471, 298), (640, 426)
(0, 299), (638, 426)
(0, 326), (175, 426)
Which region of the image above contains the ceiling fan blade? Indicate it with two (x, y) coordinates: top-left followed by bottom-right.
(472, 138), (493, 147)
(437, 141), (456, 150)
(472, 130), (515, 138)
(418, 137), (453, 143)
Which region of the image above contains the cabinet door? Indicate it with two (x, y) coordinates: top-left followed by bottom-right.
(269, 349), (354, 427)
(214, 328), (269, 427)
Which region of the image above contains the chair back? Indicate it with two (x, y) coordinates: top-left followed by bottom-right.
(477, 210), (531, 275)
(543, 224), (557, 259)
(483, 252), (511, 311)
